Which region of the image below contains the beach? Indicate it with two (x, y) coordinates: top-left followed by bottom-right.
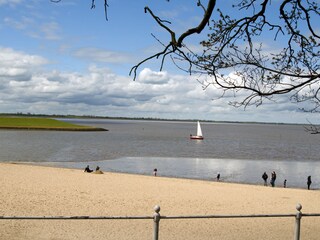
(0, 163), (319, 239)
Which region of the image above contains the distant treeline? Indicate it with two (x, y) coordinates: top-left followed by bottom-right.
(0, 112), (214, 123)
(0, 112), (299, 126)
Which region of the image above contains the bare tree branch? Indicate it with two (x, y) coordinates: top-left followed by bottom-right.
(176, 0), (216, 47)
(130, 0), (217, 80)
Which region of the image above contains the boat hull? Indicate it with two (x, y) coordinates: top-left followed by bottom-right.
(190, 136), (204, 140)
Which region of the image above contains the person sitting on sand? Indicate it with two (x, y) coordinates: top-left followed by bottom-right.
(84, 165), (93, 173)
(93, 166), (104, 174)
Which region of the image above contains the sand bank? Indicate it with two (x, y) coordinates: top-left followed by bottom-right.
(0, 163), (319, 240)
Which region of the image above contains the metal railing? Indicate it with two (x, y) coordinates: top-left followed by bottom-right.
(1, 203), (320, 240)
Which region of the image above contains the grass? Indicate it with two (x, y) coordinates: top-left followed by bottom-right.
(0, 117), (107, 131)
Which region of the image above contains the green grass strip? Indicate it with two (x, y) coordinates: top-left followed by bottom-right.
(0, 117), (107, 131)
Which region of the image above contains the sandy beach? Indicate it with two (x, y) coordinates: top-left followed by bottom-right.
(0, 163), (319, 240)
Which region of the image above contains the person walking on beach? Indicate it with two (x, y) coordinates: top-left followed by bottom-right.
(307, 176), (312, 190)
(216, 172), (220, 181)
(284, 179), (287, 188)
(270, 171), (276, 187)
(262, 172), (268, 186)
(153, 168), (157, 177)
(84, 165), (93, 173)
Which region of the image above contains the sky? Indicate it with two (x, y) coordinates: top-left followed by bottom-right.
(0, 0), (319, 124)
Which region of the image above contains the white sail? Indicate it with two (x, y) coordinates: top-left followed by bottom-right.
(190, 121), (204, 140)
(196, 121), (203, 137)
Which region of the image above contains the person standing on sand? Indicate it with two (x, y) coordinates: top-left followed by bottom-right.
(217, 172), (220, 181)
(262, 172), (268, 186)
(153, 168), (157, 177)
(307, 176), (312, 190)
(284, 179), (287, 188)
(270, 171), (276, 187)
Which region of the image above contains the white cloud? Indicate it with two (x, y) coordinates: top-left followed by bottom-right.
(73, 48), (133, 63)
(40, 21), (61, 40)
(0, 47), (318, 124)
(0, 47), (48, 83)
(4, 16), (33, 30)
(0, 47), (47, 67)
(138, 68), (169, 84)
(0, 0), (22, 6)
(4, 15), (62, 41)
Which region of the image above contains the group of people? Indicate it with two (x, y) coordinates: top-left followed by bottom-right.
(262, 171), (312, 190)
(84, 165), (103, 174)
(262, 171), (277, 187)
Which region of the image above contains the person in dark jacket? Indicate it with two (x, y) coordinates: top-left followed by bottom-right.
(216, 172), (220, 181)
(270, 171), (276, 187)
(262, 172), (268, 186)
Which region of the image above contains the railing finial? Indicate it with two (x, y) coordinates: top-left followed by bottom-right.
(154, 205), (161, 213)
(296, 203), (302, 212)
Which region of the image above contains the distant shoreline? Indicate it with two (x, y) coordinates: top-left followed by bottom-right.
(0, 126), (107, 131)
(0, 112), (311, 126)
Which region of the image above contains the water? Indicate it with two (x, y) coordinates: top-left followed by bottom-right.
(0, 119), (319, 188)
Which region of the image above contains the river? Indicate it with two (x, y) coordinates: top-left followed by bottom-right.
(0, 119), (319, 188)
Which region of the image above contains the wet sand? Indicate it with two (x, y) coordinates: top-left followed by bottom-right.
(0, 163), (319, 240)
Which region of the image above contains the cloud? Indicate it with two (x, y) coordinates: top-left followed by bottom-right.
(4, 15), (62, 41)
(4, 16), (33, 30)
(137, 68), (169, 84)
(0, 47), (318, 124)
(73, 48), (133, 63)
(0, 0), (22, 6)
(0, 47), (48, 83)
(0, 47), (47, 67)
(40, 21), (62, 40)
(0, 48), (210, 117)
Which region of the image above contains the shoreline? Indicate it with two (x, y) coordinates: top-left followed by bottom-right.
(0, 116), (108, 131)
(15, 160), (317, 191)
(6, 161), (287, 189)
(0, 126), (107, 131)
(1, 113), (311, 126)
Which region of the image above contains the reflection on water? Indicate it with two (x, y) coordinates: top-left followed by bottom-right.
(41, 157), (320, 189)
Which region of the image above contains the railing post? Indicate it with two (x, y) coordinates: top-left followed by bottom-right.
(153, 205), (161, 240)
(294, 204), (302, 240)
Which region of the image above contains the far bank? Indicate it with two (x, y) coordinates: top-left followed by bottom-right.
(0, 117), (107, 131)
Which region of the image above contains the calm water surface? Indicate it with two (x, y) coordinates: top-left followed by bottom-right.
(0, 119), (319, 188)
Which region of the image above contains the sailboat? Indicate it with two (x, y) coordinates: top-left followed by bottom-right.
(190, 121), (204, 140)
